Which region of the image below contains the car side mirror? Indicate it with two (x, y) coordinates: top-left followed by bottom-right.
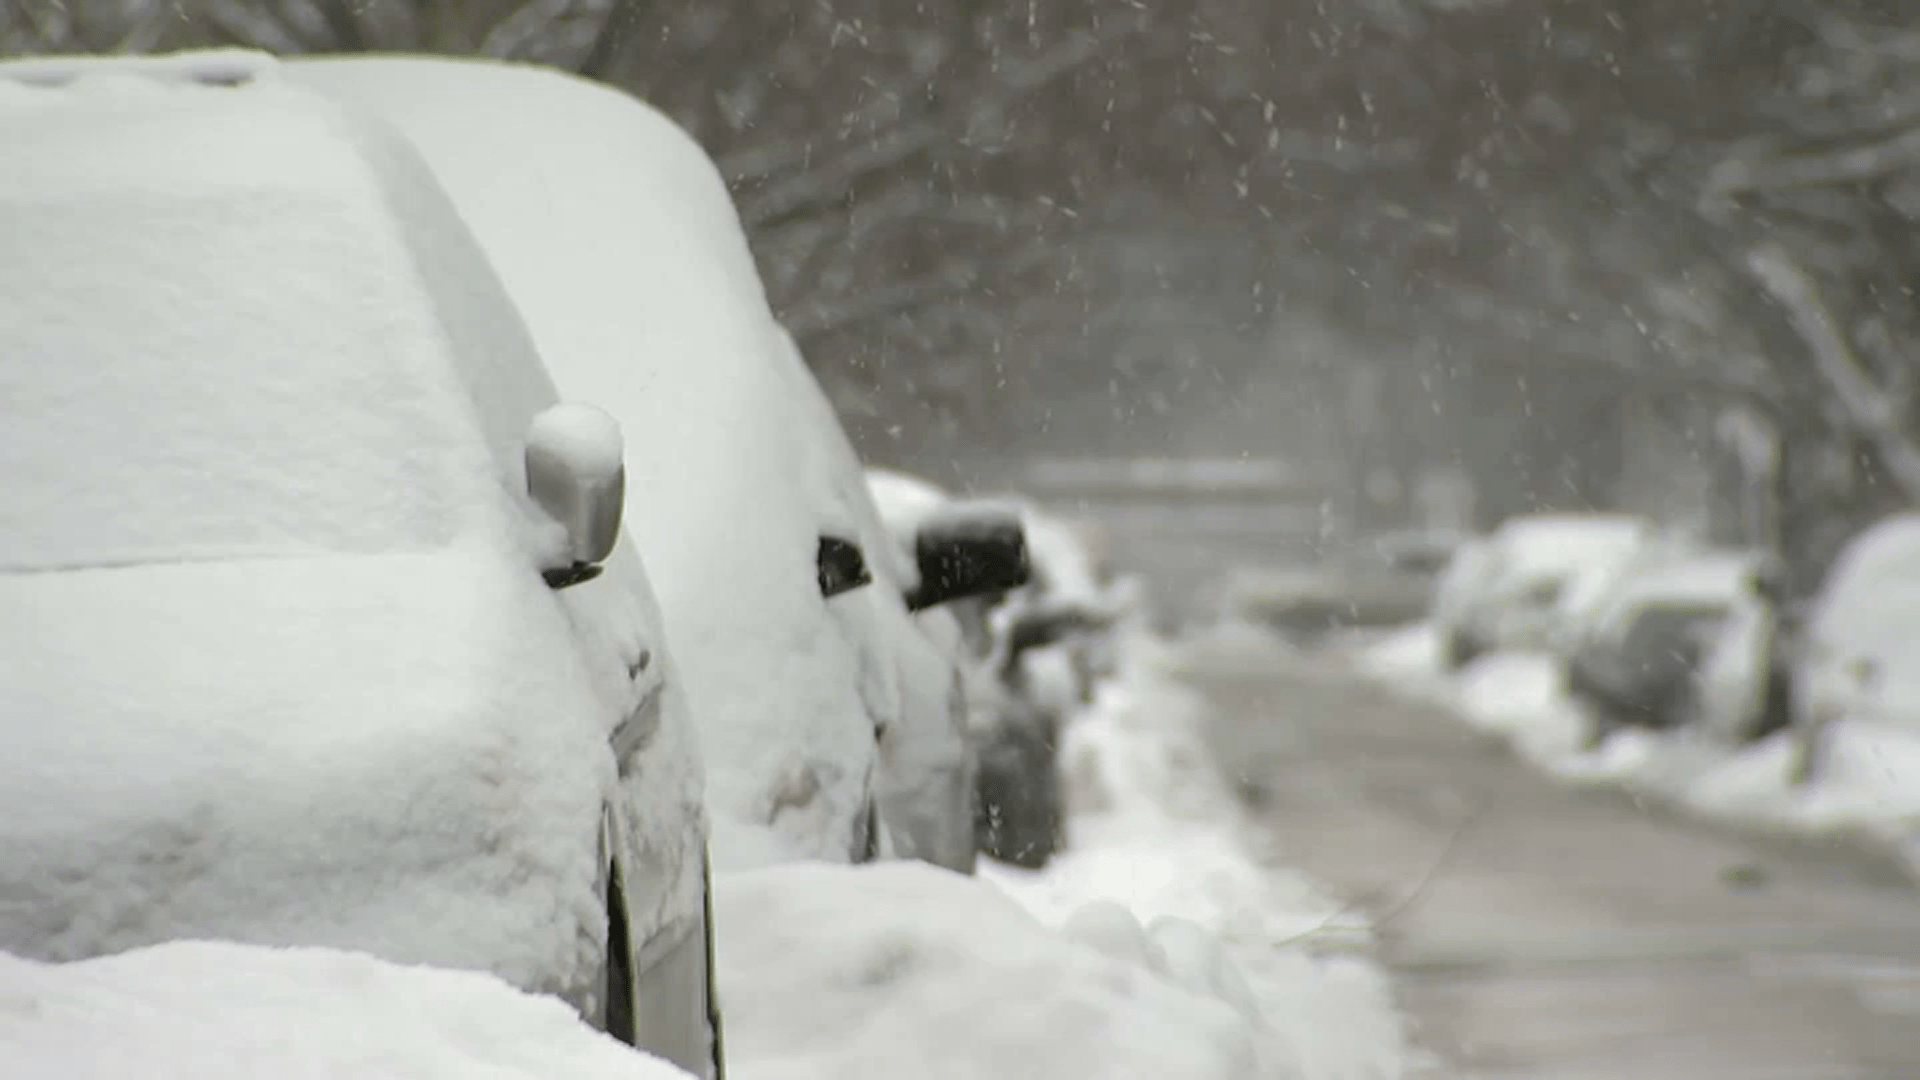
(526, 403), (626, 590)
(817, 534), (873, 599)
(905, 503), (1031, 613)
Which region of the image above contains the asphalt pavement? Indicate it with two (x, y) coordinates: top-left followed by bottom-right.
(1175, 631), (1920, 1080)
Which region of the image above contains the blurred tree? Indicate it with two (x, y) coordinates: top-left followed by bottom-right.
(9, 0), (1920, 570)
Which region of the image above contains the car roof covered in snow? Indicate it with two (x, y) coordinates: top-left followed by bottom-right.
(0, 61), (562, 569)
(866, 469), (954, 550)
(1489, 512), (1649, 578)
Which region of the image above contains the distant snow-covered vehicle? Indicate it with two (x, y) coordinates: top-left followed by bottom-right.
(1786, 514), (1920, 784)
(866, 469), (1124, 868)
(288, 54), (1026, 873)
(1433, 513), (1652, 669)
(0, 54), (718, 1077)
(774, 335), (1030, 874)
(1560, 548), (1766, 746)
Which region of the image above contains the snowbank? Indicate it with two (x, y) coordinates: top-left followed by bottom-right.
(715, 861), (1260, 1080)
(1363, 625), (1920, 875)
(0, 941), (692, 1079)
(985, 628), (1407, 1080)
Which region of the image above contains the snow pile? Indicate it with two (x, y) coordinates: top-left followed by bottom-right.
(984, 629), (1407, 1080)
(715, 860), (1261, 1080)
(1363, 627), (1920, 874)
(0, 941), (693, 1079)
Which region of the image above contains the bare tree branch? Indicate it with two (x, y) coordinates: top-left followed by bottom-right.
(198, 0), (309, 53)
(479, 0), (584, 59)
(1747, 241), (1920, 497)
(1707, 124), (1920, 200)
(736, 19), (1146, 230)
(718, 92), (915, 187)
(576, 0), (643, 79)
(312, 0), (371, 50)
(785, 241), (1059, 346)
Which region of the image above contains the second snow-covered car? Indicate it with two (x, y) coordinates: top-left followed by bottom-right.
(0, 55), (719, 1077)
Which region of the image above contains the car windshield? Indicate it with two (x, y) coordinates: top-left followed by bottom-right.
(0, 141), (480, 571)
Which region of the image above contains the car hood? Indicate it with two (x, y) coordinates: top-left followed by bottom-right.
(0, 548), (615, 998)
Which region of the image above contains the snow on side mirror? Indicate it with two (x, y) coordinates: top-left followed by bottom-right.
(906, 502), (1031, 612)
(526, 403), (626, 590)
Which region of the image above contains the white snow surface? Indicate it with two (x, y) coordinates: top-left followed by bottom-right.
(0, 70), (515, 570)
(286, 55), (888, 868)
(528, 403), (625, 482)
(986, 628), (1407, 1080)
(0, 551), (611, 990)
(1489, 514), (1650, 581)
(863, 468), (951, 568)
(0, 941), (694, 1080)
(716, 861), (1261, 1080)
(1361, 625), (1920, 875)
(1797, 514), (1920, 745)
(714, 628), (1405, 1080)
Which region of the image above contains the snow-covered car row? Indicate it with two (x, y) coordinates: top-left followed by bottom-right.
(0, 49), (1111, 1077)
(1424, 507), (1920, 786)
(865, 469), (1137, 869)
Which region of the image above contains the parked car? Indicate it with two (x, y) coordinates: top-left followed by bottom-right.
(865, 470), (1111, 868)
(1544, 529), (1699, 662)
(1786, 513), (1920, 784)
(1433, 513), (1652, 669)
(772, 333), (1029, 874)
(288, 54), (1021, 872)
(0, 54), (719, 1076)
(1561, 548), (1764, 748)
(1368, 527), (1472, 578)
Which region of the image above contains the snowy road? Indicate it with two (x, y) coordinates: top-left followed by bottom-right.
(1177, 631), (1920, 1080)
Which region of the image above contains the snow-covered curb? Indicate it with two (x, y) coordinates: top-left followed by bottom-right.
(699, 626), (1408, 1080)
(1354, 623), (1920, 878)
(983, 628), (1407, 1080)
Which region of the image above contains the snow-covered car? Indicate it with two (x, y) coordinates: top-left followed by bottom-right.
(771, 333), (1030, 874)
(1433, 512), (1652, 668)
(287, 54), (1025, 872)
(1786, 513), (1920, 784)
(1561, 548), (1764, 746)
(865, 470), (1124, 868)
(0, 55), (718, 1077)
(2, 942), (696, 1080)
(1367, 526), (1471, 578)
